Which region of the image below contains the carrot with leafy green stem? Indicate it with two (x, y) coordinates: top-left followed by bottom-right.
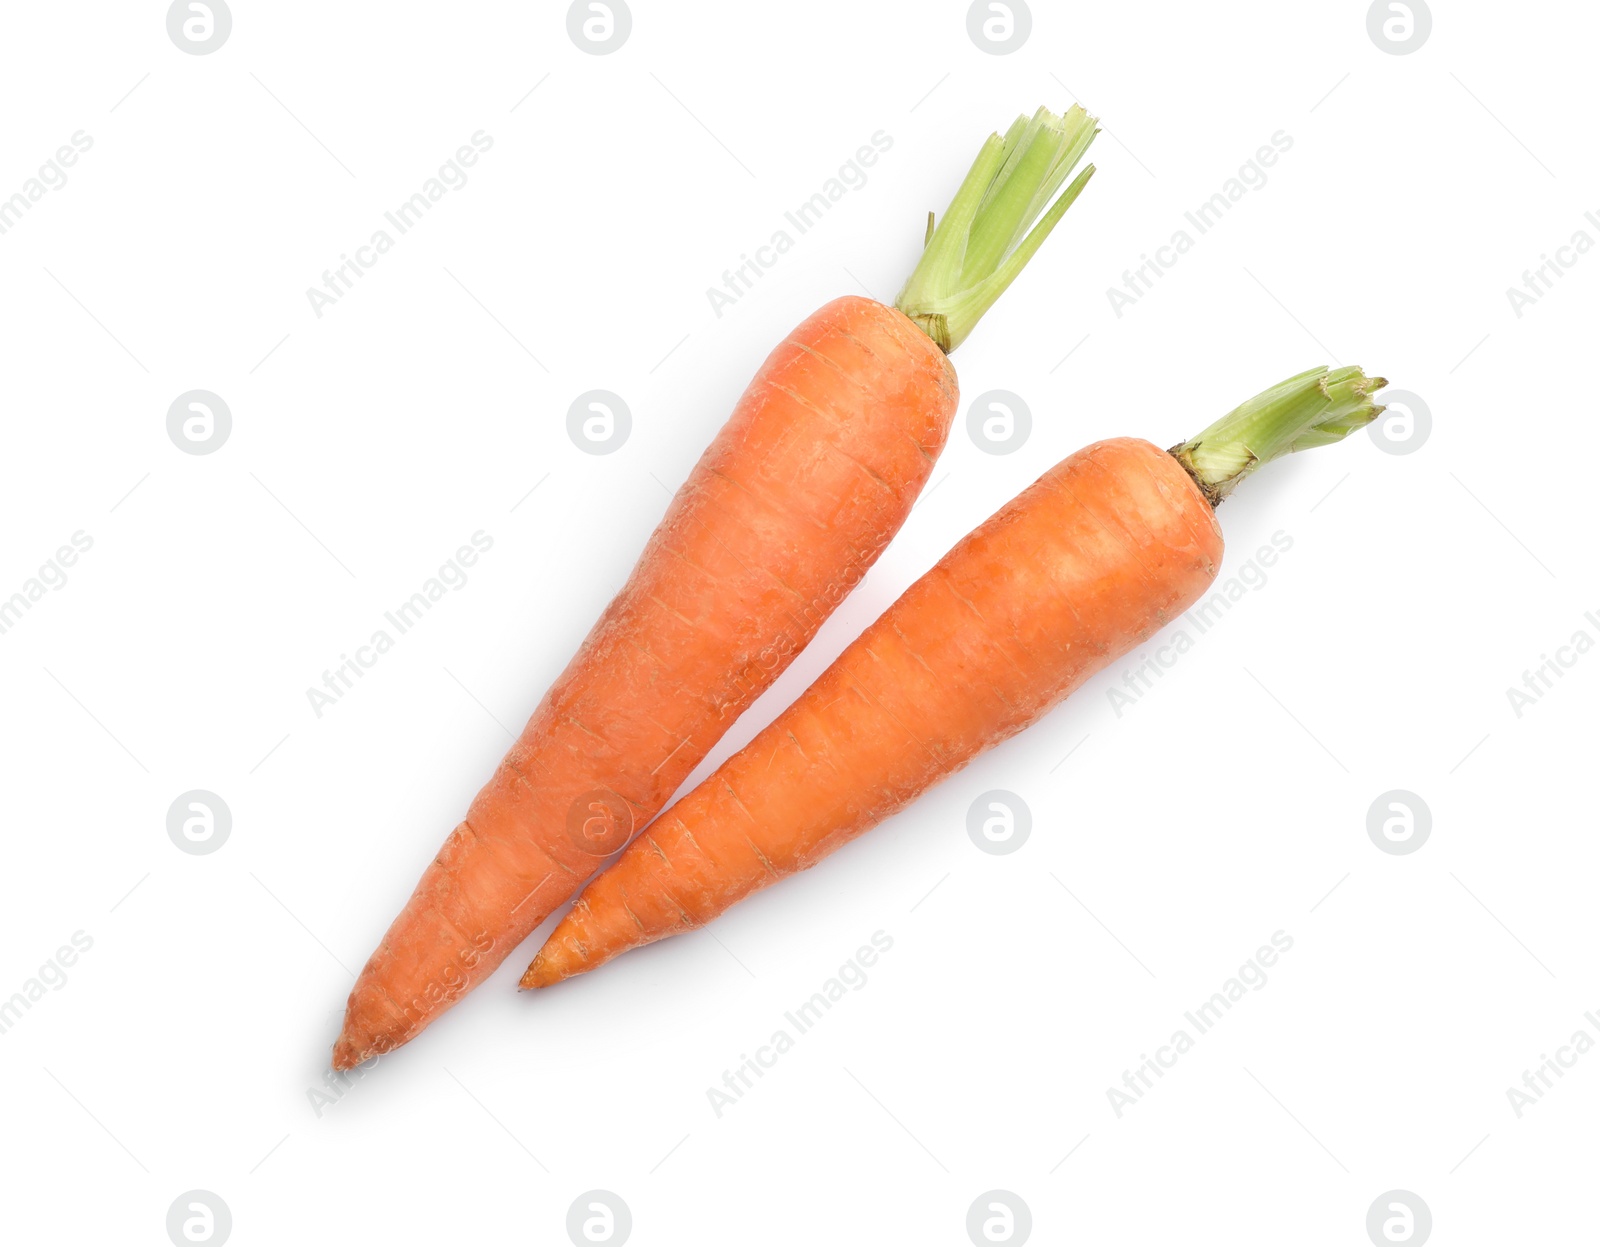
(333, 104), (1100, 1068)
(523, 366), (1387, 986)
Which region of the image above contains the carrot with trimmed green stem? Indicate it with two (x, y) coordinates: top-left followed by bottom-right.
(523, 366), (1388, 987)
(332, 105), (1099, 1068)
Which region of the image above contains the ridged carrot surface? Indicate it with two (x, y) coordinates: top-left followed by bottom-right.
(333, 297), (956, 1067)
(524, 438), (1224, 985)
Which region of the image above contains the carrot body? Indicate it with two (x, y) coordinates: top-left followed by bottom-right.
(524, 438), (1223, 985)
(334, 296), (957, 1067)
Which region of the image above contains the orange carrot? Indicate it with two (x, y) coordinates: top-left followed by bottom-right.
(333, 106), (1099, 1067)
(523, 367), (1387, 986)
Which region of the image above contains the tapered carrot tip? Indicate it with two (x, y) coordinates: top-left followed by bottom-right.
(330, 1033), (363, 1072)
(520, 895), (629, 985)
(332, 996), (402, 1070)
(518, 949), (569, 989)
(332, 984), (402, 1070)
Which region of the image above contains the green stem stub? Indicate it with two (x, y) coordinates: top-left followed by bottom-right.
(895, 104), (1099, 353)
(1170, 366), (1389, 506)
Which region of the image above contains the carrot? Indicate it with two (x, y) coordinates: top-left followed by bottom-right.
(333, 105), (1100, 1068)
(522, 366), (1388, 986)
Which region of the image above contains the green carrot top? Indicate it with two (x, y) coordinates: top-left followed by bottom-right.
(896, 104), (1099, 352)
(1170, 366), (1389, 506)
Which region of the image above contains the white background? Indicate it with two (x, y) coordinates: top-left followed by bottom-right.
(1, 1), (1595, 1243)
